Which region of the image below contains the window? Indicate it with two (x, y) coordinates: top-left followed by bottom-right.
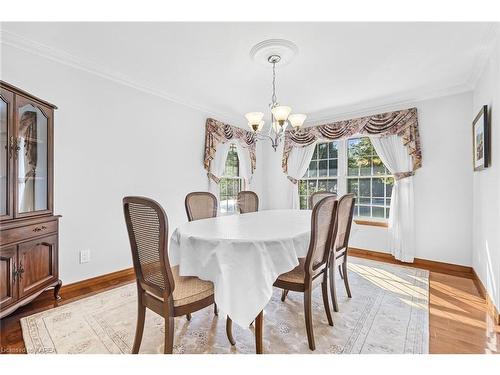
(299, 142), (339, 209)
(219, 144), (243, 214)
(347, 138), (393, 220)
(298, 137), (394, 221)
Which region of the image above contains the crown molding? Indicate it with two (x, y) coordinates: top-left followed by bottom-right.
(0, 29), (241, 125)
(2, 25), (496, 128)
(305, 82), (473, 124)
(465, 23), (500, 90)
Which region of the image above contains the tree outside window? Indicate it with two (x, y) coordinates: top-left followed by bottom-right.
(347, 138), (393, 219)
(298, 137), (393, 220)
(299, 142), (339, 210)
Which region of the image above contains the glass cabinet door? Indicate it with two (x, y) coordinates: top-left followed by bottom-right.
(16, 102), (50, 215)
(0, 90), (14, 219)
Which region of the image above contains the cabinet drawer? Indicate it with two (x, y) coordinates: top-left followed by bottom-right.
(0, 220), (58, 246)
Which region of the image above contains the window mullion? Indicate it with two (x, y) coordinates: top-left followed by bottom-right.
(338, 140), (347, 196)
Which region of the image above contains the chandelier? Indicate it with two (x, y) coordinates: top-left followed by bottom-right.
(245, 53), (306, 151)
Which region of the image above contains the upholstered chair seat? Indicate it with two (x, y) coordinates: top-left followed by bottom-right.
(170, 266), (214, 307)
(276, 258), (325, 285)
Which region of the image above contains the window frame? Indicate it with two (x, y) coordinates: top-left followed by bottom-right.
(298, 141), (340, 210)
(346, 137), (393, 222)
(298, 137), (393, 224)
(218, 143), (245, 215)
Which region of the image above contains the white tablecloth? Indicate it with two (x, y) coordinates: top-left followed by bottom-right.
(169, 209), (311, 327)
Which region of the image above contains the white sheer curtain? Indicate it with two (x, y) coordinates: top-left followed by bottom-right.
(233, 142), (253, 187)
(208, 142), (231, 196)
(208, 141), (254, 196)
(286, 142), (316, 209)
(371, 135), (415, 262)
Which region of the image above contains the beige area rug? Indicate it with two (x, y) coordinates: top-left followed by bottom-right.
(21, 257), (429, 354)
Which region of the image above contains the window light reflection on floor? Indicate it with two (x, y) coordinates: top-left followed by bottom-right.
(349, 263), (427, 301)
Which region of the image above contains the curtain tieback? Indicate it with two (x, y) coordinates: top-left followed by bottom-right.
(393, 171), (414, 181)
(287, 176), (298, 184)
(207, 172), (221, 184)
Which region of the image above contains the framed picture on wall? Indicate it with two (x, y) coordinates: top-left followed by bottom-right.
(472, 105), (490, 171)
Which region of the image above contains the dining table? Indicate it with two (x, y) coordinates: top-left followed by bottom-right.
(169, 209), (313, 354)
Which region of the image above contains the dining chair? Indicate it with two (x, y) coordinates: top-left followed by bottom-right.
(281, 190), (337, 303)
(328, 193), (356, 312)
(273, 195), (338, 351)
(185, 191), (218, 221)
(184, 191), (219, 316)
(123, 196), (235, 354)
(237, 191), (259, 213)
(309, 191), (337, 209)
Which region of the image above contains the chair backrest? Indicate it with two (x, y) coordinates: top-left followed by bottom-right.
(334, 193), (356, 252)
(237, 191), (259, 214)
(304, 195), (338, 275)
(185, 192), (218, 221)
(123, 196), (174, 299)
(309, 191), (337, 209)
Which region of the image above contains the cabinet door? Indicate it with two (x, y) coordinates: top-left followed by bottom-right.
(0, 88), (14, 220)
(14, 96), (53, 218)
(18, 235), (57, 298)
(0, 246), (18, 309)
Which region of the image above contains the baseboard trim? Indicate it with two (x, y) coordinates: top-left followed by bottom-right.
(57, 253), (500, 326)
(348, 247), (474, 278)
(61, 268), (135, 294)
(471, 268), (500, 326)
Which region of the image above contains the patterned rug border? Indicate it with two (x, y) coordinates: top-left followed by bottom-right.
(20, 257), (430, 354)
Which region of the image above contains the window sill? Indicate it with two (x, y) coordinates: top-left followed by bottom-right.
(354, 219), (388, 228)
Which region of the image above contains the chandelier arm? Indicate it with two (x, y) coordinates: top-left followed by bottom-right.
(254, 131), (286, 152)
(256, 133), (273, 142)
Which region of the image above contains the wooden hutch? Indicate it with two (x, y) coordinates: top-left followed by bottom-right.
(0, 81), (61, 319)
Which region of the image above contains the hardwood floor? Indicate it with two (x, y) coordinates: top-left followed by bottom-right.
(1, 254), (499, 354)
(352, 251), (500, 354)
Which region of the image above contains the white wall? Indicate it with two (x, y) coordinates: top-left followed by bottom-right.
(262, 92), (474, 266)
(0, 39), (480, 285)
(472, 33), (500, 311)
(1, 44), (264, 284)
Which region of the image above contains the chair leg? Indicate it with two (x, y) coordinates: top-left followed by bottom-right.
(214, 303), (218, 316)
(164, 316), (175, 354)
(132, 303), (146, 354)
(186, 313), (191, 321)
(342, 259), (352, 298)
(338, 264), (344, 279)
(304, 289), (315, 351)
(281, 289), (289, 302)
(255, 311), (264, 354)
(226, 316), (236, 345)
(321, 273), (334, 326)
(329, 255), (339, 312)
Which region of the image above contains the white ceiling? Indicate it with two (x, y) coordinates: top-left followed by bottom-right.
(1, 22), (498, 125)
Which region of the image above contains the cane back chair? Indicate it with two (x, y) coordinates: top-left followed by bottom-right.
(328, 193), (356, 312)
(273, 195), (338, 351)
(123, 196), (235, 353)
(237, 191), (259, 214)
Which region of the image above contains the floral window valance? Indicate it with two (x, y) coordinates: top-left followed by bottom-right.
(282, 107), (421, 174)
(204, 118), (257, 181)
